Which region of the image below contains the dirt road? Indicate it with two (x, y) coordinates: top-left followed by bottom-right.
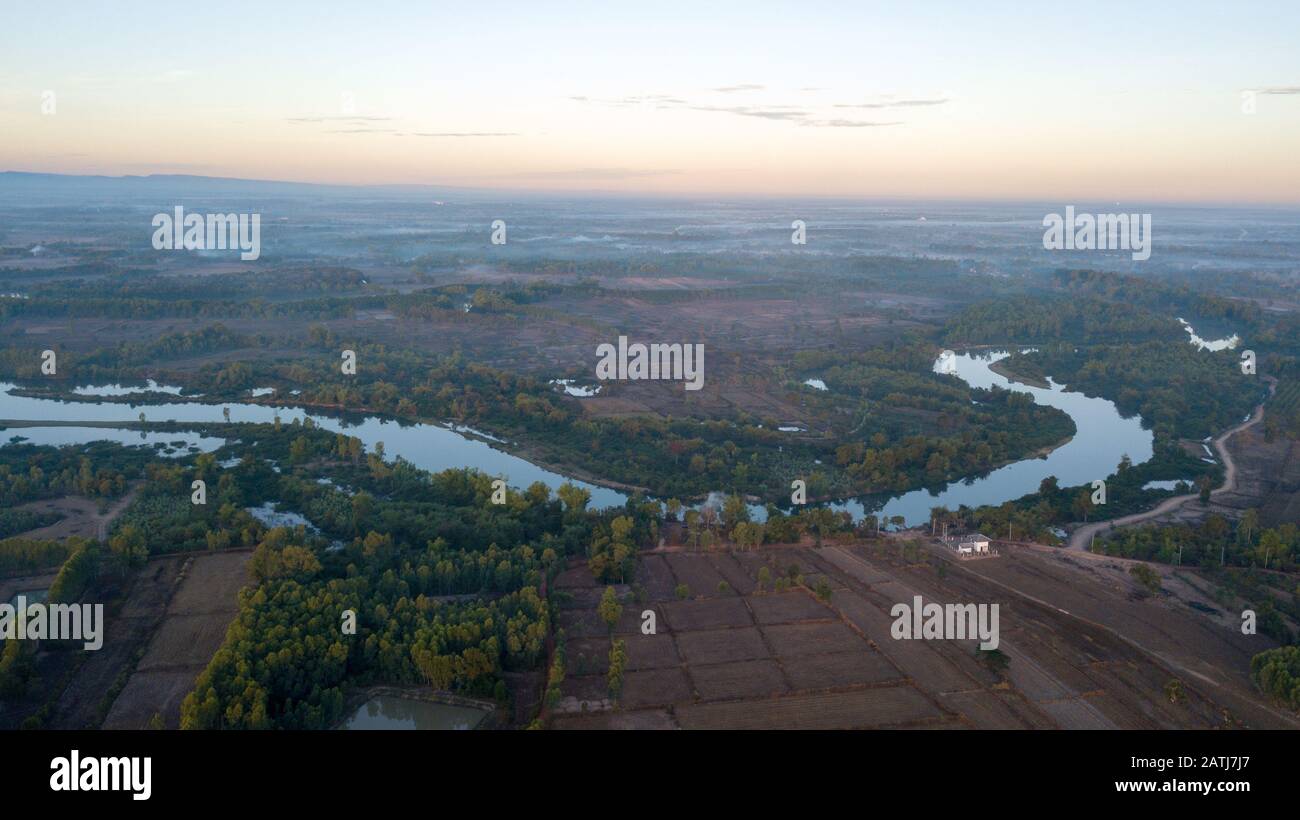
(1067, 377), (1277, 551)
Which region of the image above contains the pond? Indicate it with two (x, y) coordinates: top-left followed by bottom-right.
(339, 695), (489, 730)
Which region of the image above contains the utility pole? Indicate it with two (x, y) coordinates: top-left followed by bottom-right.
(1221, 543), (1225, 567)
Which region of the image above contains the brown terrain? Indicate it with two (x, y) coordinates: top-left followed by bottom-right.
(102, 550), (251, 729)
(8, 484), (142, 541)
(549, 536), (1298, 730)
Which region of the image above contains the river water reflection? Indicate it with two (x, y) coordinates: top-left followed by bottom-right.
(0, 349), (1155, 527)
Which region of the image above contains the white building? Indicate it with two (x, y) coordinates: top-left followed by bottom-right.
(945, 532), (991, 555)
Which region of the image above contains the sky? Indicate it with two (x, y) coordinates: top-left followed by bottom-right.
(2, 0), (1299, 201)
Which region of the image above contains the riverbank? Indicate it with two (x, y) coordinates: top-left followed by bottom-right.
(1066, 376), (1278, 551)
(988, 357), (1052, 389)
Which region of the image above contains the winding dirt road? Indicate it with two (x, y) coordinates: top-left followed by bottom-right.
(1066, 376), (1277, 551)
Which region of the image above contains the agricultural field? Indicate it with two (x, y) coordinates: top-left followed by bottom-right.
(550, 538), (1300, 731)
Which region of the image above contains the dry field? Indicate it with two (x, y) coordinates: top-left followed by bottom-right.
(45, 555), (188, 729)
(101, 550), (251, 729)
(7, 485), (140, 541)
(549, 537), (1300, 730)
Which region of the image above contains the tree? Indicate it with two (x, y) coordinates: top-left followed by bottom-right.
(665, 498), (682, 521)
(804, 507), (837, 547)
(598, 586), (623, 632)
(108, 524), (147, 569)
(1129, 563), (1161, 595)
(607, 639), (628, 701)
(1239, 509), (1259, 545)
(721, 493), (750, 530)
(1164, 679), (1185, 704)
(351, 491), (374, 533)
(814, 579), (833, 601)
(1071, 491), (1094, 522)
(557, 482), (590, 516)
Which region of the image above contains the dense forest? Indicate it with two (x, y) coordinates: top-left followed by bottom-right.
(170, 424), (603, 728)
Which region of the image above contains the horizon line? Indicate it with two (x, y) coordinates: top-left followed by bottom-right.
(4, 169), (1300, 209)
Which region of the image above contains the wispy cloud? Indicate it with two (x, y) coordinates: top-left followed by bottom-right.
(568, 89), (946, 128)
(569, 94), (687, 106)
(832, 97), (949, 109)
(511, 167), (680, 180)
(686, 104), (809, 121)
(1254, 86), (1300, 95)
(802, 119), (902, 128)
(288, 115), (394, 124)
(407, 131), (519, 137)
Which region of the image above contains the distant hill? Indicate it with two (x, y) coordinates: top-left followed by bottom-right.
(0, 171), (497, 204)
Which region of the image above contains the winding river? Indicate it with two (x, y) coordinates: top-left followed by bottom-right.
(829, 350), (1152, 526)
(0, 347), (1154, 527)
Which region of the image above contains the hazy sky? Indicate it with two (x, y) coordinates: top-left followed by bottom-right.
(3, 1), (1299, 201)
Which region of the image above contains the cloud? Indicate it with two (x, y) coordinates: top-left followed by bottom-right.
(570, 94), (687, 107)
(802, 119), (902, 128)
(1255, 86), (1300, 95)
(287, 115), (394, 123)
(567, 89), (937, 127)
(686, 104), (809, 121)
(511, 167), (681, 180)
(408, 131), (519, 137)
(832, 97), (949, 109)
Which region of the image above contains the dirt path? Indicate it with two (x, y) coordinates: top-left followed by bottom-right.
(949, 541), (1300, 729)
(96, 484), (142, 541)
(10, 481), (142, 543)
(1066, 377), (1277, 551)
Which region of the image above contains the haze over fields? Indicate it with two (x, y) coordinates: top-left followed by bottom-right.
(1, 1), (1298, 748)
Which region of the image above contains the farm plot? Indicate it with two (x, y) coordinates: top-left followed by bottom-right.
(748, 590), (836, 624)
(662, 554), (730, 597)
(660, 596), (752, 631)
(674, 686), (943, 730)
(675, 627), (770, 666)
(101, 550), (251, 729)
(687, 659), (788, 701)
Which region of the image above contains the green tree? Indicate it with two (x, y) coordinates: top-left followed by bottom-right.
(598, 585), (623, 632)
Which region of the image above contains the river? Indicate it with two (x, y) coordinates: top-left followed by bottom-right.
(2, 331), (1233, 526)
